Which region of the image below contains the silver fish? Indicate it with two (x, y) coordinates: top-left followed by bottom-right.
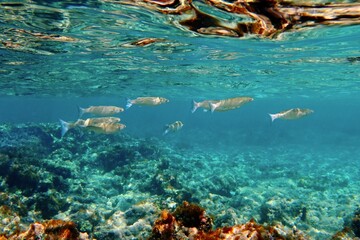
(209, 96), (253, 112)
(191, 100), (220, 113)
(85, 122), (126, 134)
(59, 119), (86, 137)
(59, 117), (121, 137)
(78, 105), (124, 118)
(82, 117), (120, 126)
(269, 108), (314, 122)
(126, 97), (169, 109)
(163, 121), (184, 135)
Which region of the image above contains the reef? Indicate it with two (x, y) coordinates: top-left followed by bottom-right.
(331, 207), (360, 239)
(109, 0), (360, 38)
(1, 122), (360, 239)
(0, 219), (89, 240)
(149, 201), (307, 240)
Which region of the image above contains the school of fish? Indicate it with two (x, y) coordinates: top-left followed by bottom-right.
(59, 96), (314, 137)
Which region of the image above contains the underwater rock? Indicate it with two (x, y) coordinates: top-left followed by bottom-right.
(0, 147), (70, 197)
(94, 201), (158, 239)
(149, 210), (177, 240)
(0, 205), (22, 237)
(67, 206), (104, 234)
(149, 201), (307, 239)
(140, 170), (183, 198)
(0, 122), (357, 239)
(35, 191), (70, 219)
(149, 201), (212, 239)
(137, 139), (162, 159)
(0, 124), (54, 152)
(125, 202), (158, 226)
(173, 201), (212, 231)
(205, 175), (234, 197)
(3, 162), (41, 196)
(297, 174), (349, 191)
(351, 207), (360, 237)
(259, 197), (303, 226)
(7, 219), (89, 240)
(97, 139), (161, 171)
(146, 173), (168, 195)
(214, 208), (238, 228)
(331, 205), (360, 239)
(331, 227), (357, 240)
(43, 149), (77, 180)
(97, 143), (143, 171)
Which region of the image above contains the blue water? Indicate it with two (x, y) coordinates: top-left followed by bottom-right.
(1, 1), (360, 239)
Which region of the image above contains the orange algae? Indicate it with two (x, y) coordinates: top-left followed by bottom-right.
(173, 201), (209, 229)
(149, 210), (176, 240)
(149, 202), (308, 240)
(3, 219), (88, 240)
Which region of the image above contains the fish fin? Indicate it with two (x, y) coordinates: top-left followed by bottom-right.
(191, 100), (199, 113)
(269, 113), (277, 123)
(162, 129), (169, 136)
(59, 119), (70, 137)
(210, 102), (218, 113)
(126, 98), (132, 109)
(78, 106), (85, 118)
(162, 124), (170, 135)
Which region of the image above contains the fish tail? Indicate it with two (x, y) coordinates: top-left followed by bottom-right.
(162, 124), (170, 135)
(269, 113), (277, 123)
(162, 129), (169, 136)
(126, 98), (133, 109)
(59, 119), (70, 137)
(78, 105), (85, 118)
(191, 100), (199, 113)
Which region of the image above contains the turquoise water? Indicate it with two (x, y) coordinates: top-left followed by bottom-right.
(1, 1), (360, 239)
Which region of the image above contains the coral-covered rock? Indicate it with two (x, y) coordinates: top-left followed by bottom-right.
(93, 201), (158, 239)
(259, 197), (303, 226)
(97, 144), (138, 171)
(173, 201), (212, 231)
(149, 201), (213, 239)
(331, 227), (356, 240)
(149, 210), (176, 240)
(0, 205), (22, 237)
(334, 207), (360, 239)
(2, 219), (89, 240)
(149, 202), (308, 240)
(35, 192), (70, 219)
(352, 208), (360, 237)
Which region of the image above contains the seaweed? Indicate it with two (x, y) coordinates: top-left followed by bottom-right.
(173, 201), (209, 230)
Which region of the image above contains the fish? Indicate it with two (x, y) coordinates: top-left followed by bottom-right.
(126, 97), (169, 109)
(78, 105), (124, 118)
(82, 117), (120, 126)
(128, 38), (165, 47)
(191, 100), (220, 113)
(209, 96), (254, 112)
(59, 119), (85, 137)
(163, 121), (184, 135)
(84, 122), (126, 134)
(59, 117), (121, 137)
(269, 108), (314, 122)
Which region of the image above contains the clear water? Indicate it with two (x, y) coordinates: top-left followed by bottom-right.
(1, 1), (360, 239)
